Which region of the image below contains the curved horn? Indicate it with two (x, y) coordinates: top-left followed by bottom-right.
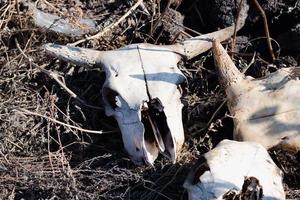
(212, 39), (244, 87)
(44, 43), (103, 67)
(169, 0), (249, 60)
(212, 39), (258, 107)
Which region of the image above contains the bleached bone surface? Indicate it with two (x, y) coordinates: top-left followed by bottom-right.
(213, 40), (300, 152)
(28, 3), (97, 36)
(43, 1), (249, 165)
(184, 140), (285, 200)
(45, 43), (185, 165)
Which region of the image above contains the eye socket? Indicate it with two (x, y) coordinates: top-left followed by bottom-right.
(103, 87), (119, 109)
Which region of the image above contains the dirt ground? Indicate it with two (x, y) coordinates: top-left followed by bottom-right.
(0, 0), (300, 199)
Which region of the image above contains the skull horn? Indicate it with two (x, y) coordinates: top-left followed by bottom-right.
(170, 26), (238, 60)
(169, 0), (249, 60)
(43, 43), (104, 68)
(212, 39), (245, 88)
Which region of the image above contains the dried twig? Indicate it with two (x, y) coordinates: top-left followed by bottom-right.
(15, 38), (103, 111)
(191, 99), (227, 136)
(15, 38), (86, 104)
(242, 51), (256, 73)
(0, 3), (12, 29)
(14, 39), (114, 135)
(169, 18), (202, 36)
(17, 108), (117, 134)
(42, 0), (65, 15)
(150, 0), (172, 36)
(0, 149), (10, 164)
(231, 0), (245, 53)
(245, 36), (280, 57)
(252, 0), (275, 61)
(70, 0), (143, 46)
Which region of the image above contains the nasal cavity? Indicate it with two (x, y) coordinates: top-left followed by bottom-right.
(141, 98), (171, 153)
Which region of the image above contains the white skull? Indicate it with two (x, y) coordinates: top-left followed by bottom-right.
(100, 43), (185, 164)
(43, 4), (248, 164)
(213, 39), (300, 152)
(184, 140), (285, 200)
(45, 43), (186, 165)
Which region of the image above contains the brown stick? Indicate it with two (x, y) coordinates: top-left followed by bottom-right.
(252, 0), (275, 61)
(231, 0), (244, 53)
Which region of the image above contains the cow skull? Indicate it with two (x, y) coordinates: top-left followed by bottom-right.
(213, 39), (300, 152)
(184, 140), (285, 200)
(43, 2), (248, 165)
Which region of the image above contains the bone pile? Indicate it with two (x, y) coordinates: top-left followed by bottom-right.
(43, 4), (248, 165)
(38, 0), (299, 199)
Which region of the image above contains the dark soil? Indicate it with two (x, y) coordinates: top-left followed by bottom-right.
(1, 0), (299, 199)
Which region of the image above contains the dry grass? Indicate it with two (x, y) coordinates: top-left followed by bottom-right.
(0, 0), (299, 199)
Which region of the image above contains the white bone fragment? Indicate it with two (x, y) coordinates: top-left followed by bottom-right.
(213, 39), (300, 152)
(28, 3), (97, 36)
(184, 140), (285, 200)
(43, 2), (249, 165)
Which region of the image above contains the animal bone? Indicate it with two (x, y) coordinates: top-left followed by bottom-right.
(28, 3), (97, 36)
(213, 39), (300, 152)
(184, 140), (285, 200)
(43, 2), (249, 165)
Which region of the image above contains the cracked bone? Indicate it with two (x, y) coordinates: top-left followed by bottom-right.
(213, 39), (300, 152)
(43, 2), (249, 165)
(184, 140), (285, 200)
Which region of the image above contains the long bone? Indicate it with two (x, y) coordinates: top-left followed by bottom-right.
(213, 39), (300, 152)
(184, 140), (285, 200)
(43, 2), (249, 165)
(28, 3), (97, 37)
